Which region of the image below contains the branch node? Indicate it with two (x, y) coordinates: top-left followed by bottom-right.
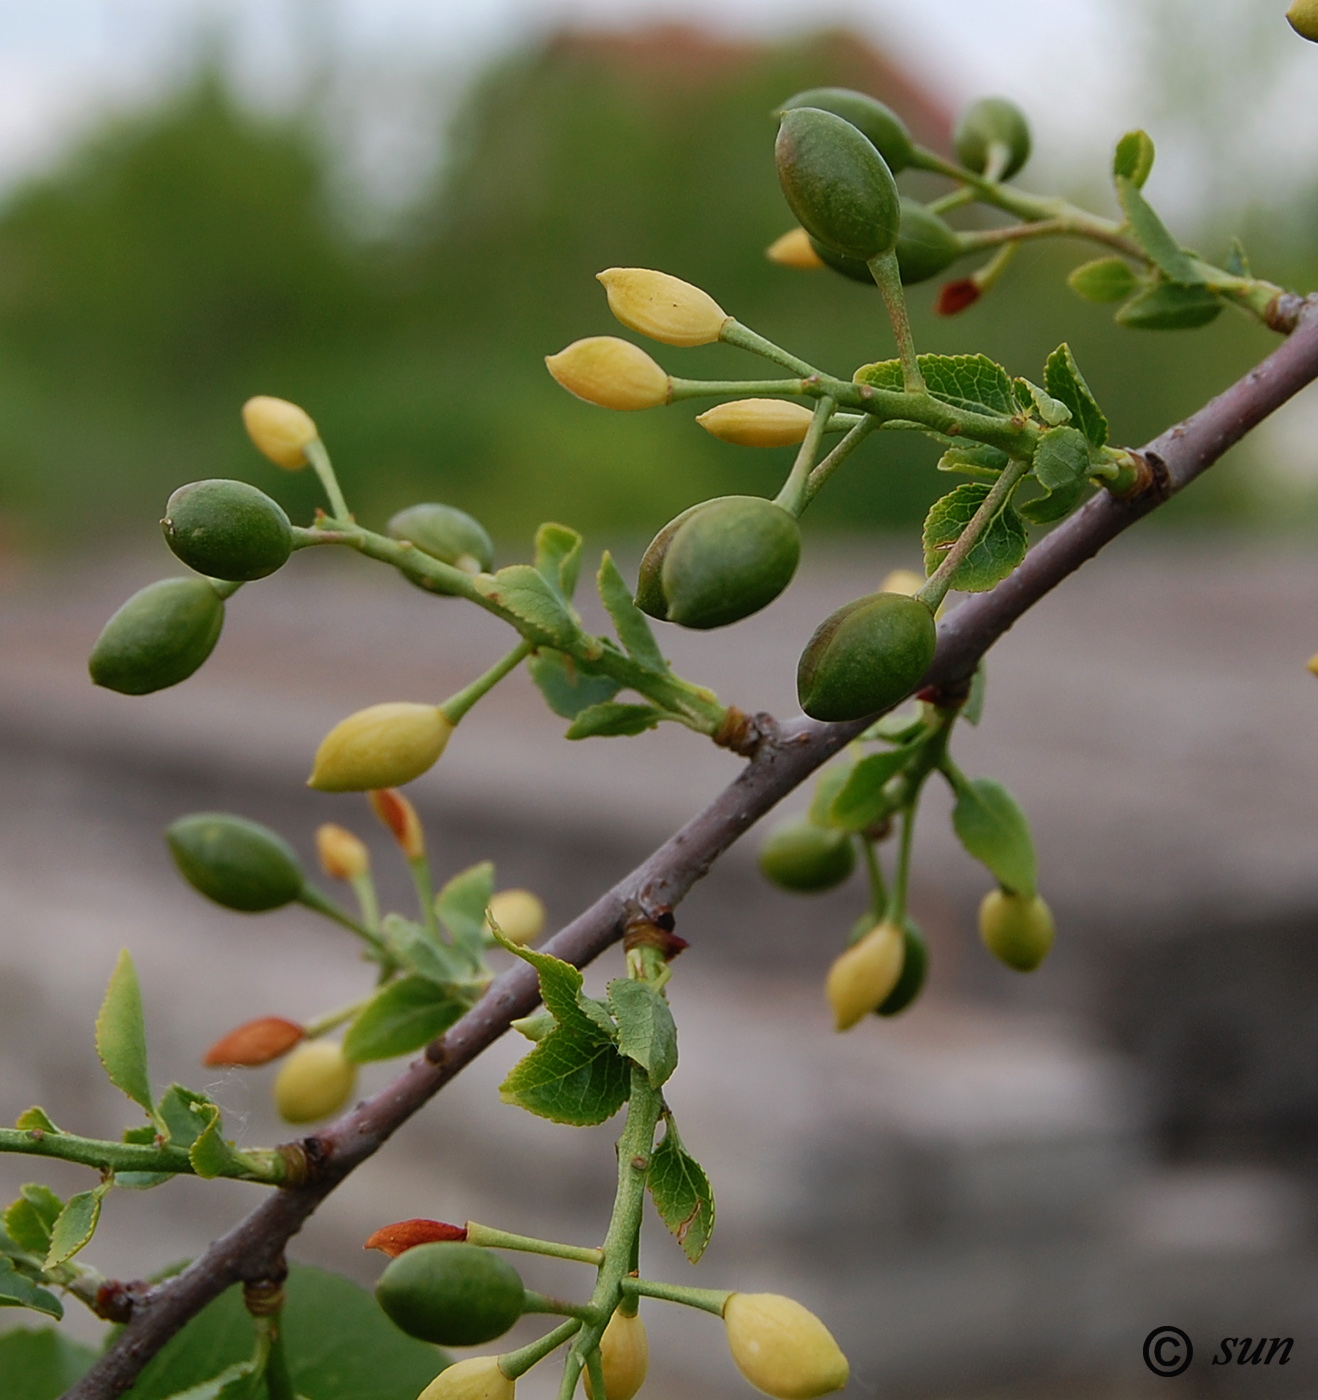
(1265, 291), (1316, 336)
(244, 1275), (287, 1318)
(93, 1280), (148, 1325)
(623, 909), (687, 960)
(713, 706), (774, 756)
(275, 1142), (311, 1189)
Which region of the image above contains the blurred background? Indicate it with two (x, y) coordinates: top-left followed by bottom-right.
(2, 1), (1318, 1396)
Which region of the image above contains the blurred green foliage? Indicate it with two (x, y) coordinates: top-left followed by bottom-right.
(0, 31), (1307, 555)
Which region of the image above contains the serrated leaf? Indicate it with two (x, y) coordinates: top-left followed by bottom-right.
(14, 1108), (61, 1135)
(963, 665), (986, 726)
(384, 914), (474, 985)
(950, 775), (1037, 897)
(343, 977), (469, 1063)
(44, 1185), (107, 1269)
(597, 553), (667, 673)
(0, 1260), (64, 1320)
(1116, 280), (1221, 330)
(187, 1103), (249, 1181)
(534, 523), (583, 601)
(937, 444), (1008, 480)
(1015, 378), (1071, 427)
(808, 764), (854, 828)
(122, 1125), (157, 1145)
(922, 484), (1028, 593)
(474, 566), (580, 647)
(1113, 129), (1154, 187)
(1032, 426), (1091, 492)
(607, 980), (678, 1088)
(115, 1172), (172, 1191)
(917, 353), (1016, 418)
(3, 1187), (63, 1258)
(1067, 257), (1139, 304)
(828, 749), (913, 831)
(852, 359), (903, 391)
(1043, 345), (1107, 448)
(95, 949), (155, 1125)
(1019, 477), (1087, 525)
(565, 702), (664, 740)
(157, 1085), (212, 1150)
(436, 860), (495, 952)
(498, 1025), (629, 1125)
(496, 939), (617, 1040)
(1114, 176), (1200, 285)
(649, 1122), (714, 1263)
(527, 651), (623, 720)
(0, 1325), (98, 1394)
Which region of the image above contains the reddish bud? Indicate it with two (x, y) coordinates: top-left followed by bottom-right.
(203, 1017), (304, 1067)
(935, 279), (981, 316)
(369, 788), (425, 861)
(365, 1219), (468, 1257)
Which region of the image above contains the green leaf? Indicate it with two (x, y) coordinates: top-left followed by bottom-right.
(158, 1084), (212, 1150)
(187, 1103), (252, 1182)
(1114, 175), (1200, 285)
(0, 1326), (98, 1396)
(1112, 129), (1154, 187)
(118, 1263), (447, 1400)
(648, 1122), (715, 1263)
(154, 1362), (257, 1400)
(511, 1008), (556, 1043)
(527, 651), (623, 720)
(1225, 236), (1250, 278)
(436, 860), (495, 952)
(343, 977), (469, 1063)
(1067, 257), (1139, 304)
(607, 980), (678, 1088)
(922, 484), (1028, 593)
(1032, 426), (1091, 493)
(936, 444), (1008, 480)
(384, 914), (475, 985)
(827, 749), (912, 831)
(495, 940), (617, 1041)
(44, 1185), (106, 1269)
(1116, 280), (1221, 330)
(963, 664), (986, 726)
(916, 353), (1016, 418)
(597, 553), (667, 673)
(115, 1172), (173, 1191)
(499, 1026), (630, 1126)
(1019, 478), (1087, 525)
(1014, 378), (1071, 427)
(13, 1108), (60, 1136)
(808, 764), (854, 829)
(565, 702), (664, 740)
(122, 1125), (157, 1145)
(0, 1262), (64, 1321)
(1043, 345), (1108, 448)
(950, 774), (1037, 898)
(473, 566), (580, 648)
(852, 359), (903, 392)
(95, 949), (156, 1125)
(533, 523), (583, 601)
(865, 707), (925, 744)
(3, 1187), (63, 1258)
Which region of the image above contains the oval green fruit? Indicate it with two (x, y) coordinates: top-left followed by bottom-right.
(637, 495), (800, 630)
(89, 577), (225, 695)
(387, 503), (495, 594)
(875, 920), (928, 1016)
(775, 107), (900, 263)
(954, 97), (1031, 180)
(162, 479), (292, 582)
(777, 87), (913, 172)
(166, 812), (304, 912)
(758, 818), (855, 893)
(979, 889), (1054, 971)
(797, 591), (937, 722)
(376, 1243), (525, 1347)
(809, 198), (960, 287)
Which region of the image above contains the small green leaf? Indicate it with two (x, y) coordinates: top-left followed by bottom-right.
(963, 665), (987, 726)
(0, 1325), (98, 1394)
(527, 651), (623, 720)
(607, 980), (678, 1088)
(950, 774), (1037, 897)
(936, 444), (1008, 480)
(3, 1187), (63, 1258)
(343, 977), (469, 1063)
(122, 1125), (157, 1145)
(1114, 175), (1200, 285)
(1032, 426), (1091, 493)
(865, 707), (925, 744)
(1014, 378), (1071, 427)
(187, 1103), (249, 1181)
(648, 1121), (715, 1263)
(435, 860), (495, 951)
(0, 1261), (65, 1320)
(157, 1085), (212, 1150)
(114, 1172), (173, 1191)
(1224, 236), (1251, 278)
(828, 749), (912, 831)
(534, 523), (584, 601)
(565, 702), (664, 740)
(384, 914), (475, 985)
(155, 1361), (258, 1400)
(44, 1185), (107, 1269)
(852, 359), (903, 391)
(922, 484), (1028, 593)
(1067, 257), (1139, 304)
(1019, 477), (1087, 525)
(1116, 280), (1221, 330)
(495, 938), (617, 1040)
(1112, 129), (1154, 187)
(95, 950), (156, 1126)
(808, 764), (854, 829)
(511, 1008), (556, 1043)
(13, 1108), (61, 1135)
(916, 353), (1016, 418)
(597, 553), (667, 673)
(474, 566), (580, 647)
(1043, 345), (1107, 448)
(498, 1026), (630, 1126)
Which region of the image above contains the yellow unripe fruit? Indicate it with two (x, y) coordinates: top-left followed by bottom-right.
(241, 395), (318, 470)
(1287, 0), (1318, 42)
(596, 267), (730, 347)
(308, 703), (454, 792)
(978, 889), (1055, 971)
(825, 920), (905, 1030)
(766, 228), (825, 270)
(697, 399), (816, 448)
(273, 1041), (356, 1124)
(418, 1357), (515, 1400)
(487, 889), (546, 946)
(545, 337), (671, 411)
(583, 1309), (649, 1400)
(316, 823), (370, 881)
(1306, 651), (1318, 676)
(723, 1294), (848, 1400)
(880, 568), (925, 597)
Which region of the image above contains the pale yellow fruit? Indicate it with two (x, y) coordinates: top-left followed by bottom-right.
(978, 889), (1054, 971)
(487, 889), (546, 947)
(273, 1041), (356, 1124)
(765, 228), (825, 270)
(880, 568), (925, 597)
(316, 823), (369, 881)
(545, 337), (670, 410)
(418, 1356), (515, 1400)
(596, 268), (730, 347)
(241, 395), (318, 470)
(825, 920), (905, 1030)
(697, 399), (816, 448)
(723, 1294), (848, 1400)
(1287, 0), (1318, 41)
(1306, 651), (1318, 677)
(308, 703), (453, 792)
(583, 1309), (648, 1400)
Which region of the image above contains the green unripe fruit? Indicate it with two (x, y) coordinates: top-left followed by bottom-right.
(376, 1243), (525, 1347)
(758, 818), (855, 893)
(777, 87), (913, 173)
(166, 813), (304, 912)
(161, 479), (292, 582)
(875, 920), (927, 1016)
(775, 107), (900, 263)
(979, 889), (1054, 971)
(637, 495), (800, 629)
(809, 199), (961, 287)
(387, 503), (495, 593)
(797, 592), (937, 722)
(954, 97), (1031, 180)
(89, 577), (225, 695)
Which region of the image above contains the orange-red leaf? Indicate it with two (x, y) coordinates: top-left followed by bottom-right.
(364, 1218), (467, 1256)
(203, 1017), (304, 1067)
(369, 788), (424, 860)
